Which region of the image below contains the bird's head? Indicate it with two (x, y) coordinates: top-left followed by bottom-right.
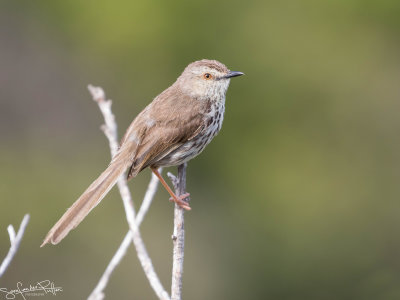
(177, 59), (244, 101)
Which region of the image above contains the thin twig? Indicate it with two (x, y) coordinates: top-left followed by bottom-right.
(168, 164), (188, 300)
(87, 85), (169, 300)
(0, 214), (30, 278)
(88, 170), (162, 300)
(136, 170), (162, 226)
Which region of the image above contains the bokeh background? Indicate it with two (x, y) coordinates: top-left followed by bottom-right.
(1, 1), (400, 299)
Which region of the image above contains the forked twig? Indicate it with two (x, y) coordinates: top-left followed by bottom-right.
(87, 85), (169, 300)
(88, 170), (162, 300)
(0, 214), (30, 278)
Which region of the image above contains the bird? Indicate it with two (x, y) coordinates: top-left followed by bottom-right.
(41, 59), (244, 246)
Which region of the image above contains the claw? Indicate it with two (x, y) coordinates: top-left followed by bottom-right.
(169, 193), (191, 210)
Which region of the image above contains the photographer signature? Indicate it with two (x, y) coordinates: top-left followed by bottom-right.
(0, 280), (62, 299)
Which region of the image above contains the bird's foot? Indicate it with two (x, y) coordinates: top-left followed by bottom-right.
(169, 193), (191, 210)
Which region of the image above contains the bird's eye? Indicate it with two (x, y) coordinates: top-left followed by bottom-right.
(203, 73), (213, 80)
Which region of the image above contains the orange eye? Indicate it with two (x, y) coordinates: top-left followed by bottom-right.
(203, 73), (213, 80)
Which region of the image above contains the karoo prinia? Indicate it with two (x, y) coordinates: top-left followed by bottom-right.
(42, 59), (244, 246)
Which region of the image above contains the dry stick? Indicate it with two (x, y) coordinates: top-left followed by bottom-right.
(168, 164), (188, 300)
(0, 214), (30, 278)
(88, 170), (162, 300)
(87, 85), (170, 300)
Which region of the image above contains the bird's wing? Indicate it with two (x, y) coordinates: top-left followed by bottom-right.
(125, 88), (206, 178)
(126, 115), (204, 178)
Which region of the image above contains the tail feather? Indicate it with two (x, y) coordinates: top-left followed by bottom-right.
(41, 160), (130, 246)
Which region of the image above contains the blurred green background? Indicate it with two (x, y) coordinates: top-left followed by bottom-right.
(1, 0), (400, 299)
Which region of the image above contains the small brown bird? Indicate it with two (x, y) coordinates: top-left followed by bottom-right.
(41, 59), (243, 246)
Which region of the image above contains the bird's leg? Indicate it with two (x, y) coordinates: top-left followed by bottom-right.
(151, 167), (191, 210)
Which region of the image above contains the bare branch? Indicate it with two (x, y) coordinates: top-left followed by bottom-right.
(87, 85), (118, 157)
(87, 85), (170, 300)
(136, 170), (162, 226)
(168, 164), (189, 300)
(0, 214), (30, 278)
(88, 169), (162, 300)
(88, 232), (132, 300)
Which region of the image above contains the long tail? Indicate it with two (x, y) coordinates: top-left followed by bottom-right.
(41, 160), (130, 246)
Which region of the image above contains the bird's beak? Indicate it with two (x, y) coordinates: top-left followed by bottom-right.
(224, 71), (244, 79)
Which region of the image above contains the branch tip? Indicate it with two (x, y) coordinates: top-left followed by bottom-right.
(88, 84), (106, 102)
(167, 172), (178, 189)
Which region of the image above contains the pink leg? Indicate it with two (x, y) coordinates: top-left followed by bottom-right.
(151, 167), (191, 210)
